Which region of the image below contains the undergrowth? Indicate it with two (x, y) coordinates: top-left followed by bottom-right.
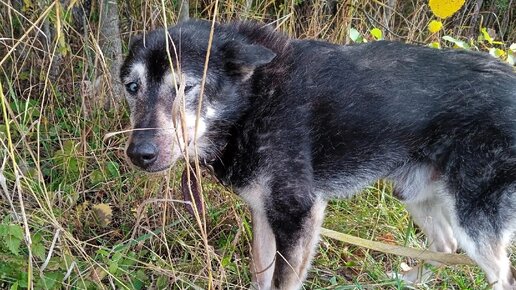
(0, 0), (515, 289)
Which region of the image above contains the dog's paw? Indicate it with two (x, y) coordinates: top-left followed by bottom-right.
(388, 263), (434, 286)
(249, 281), (271, 290)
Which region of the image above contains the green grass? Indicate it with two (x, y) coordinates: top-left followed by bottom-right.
(0, 0), (515, 289)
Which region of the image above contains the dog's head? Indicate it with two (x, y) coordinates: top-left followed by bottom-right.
(120, 20), (276, 172)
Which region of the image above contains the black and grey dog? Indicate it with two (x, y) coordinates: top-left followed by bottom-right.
(120, 20), (516, 289)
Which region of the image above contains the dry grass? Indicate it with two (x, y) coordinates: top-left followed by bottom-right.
(0, 0), (514, 289)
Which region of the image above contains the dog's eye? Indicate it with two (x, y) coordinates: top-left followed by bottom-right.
(125, 82), (139, 94)
(184, 85), (194, 94)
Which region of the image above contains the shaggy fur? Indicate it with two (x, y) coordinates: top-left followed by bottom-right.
(120, 20), (516, 289)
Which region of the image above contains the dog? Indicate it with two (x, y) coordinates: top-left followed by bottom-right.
(120, 20), (516, 289)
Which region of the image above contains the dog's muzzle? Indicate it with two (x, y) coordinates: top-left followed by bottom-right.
(126, 141), (159, 169)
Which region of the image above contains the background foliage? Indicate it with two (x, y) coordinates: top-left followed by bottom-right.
(0, 0), (515, 289)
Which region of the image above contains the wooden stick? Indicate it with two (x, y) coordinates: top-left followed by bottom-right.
(320, 228), (476, 266)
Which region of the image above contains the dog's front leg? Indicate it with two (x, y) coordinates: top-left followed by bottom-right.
(250, 208), (277, 289)
(241, 171), (326, 289)
(268, 192), (327, 290)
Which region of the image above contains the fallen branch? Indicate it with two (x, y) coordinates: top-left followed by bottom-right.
(320, 228), (475, 266)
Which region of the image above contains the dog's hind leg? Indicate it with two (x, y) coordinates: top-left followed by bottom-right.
(393, 165), (458, 282)
(445, 146), (516, 289)
(401, 194), (458, 283)
(451, 189), (516, 290)
(453, 223), (515, 290)
(406, 193), (516, 290)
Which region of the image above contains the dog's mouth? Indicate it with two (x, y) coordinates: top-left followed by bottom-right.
(126, 141), (205, 215)
(140, 164), (174, 173)
(125, 113), (210, 214)
(126, 132), (188, 172)
(126, 142), (173, 171)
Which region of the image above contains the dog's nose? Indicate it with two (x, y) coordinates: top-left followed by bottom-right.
(127, 142), (159, 169)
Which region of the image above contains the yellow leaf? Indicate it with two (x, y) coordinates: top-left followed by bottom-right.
(496, 49), (506, 57)
(428, 20), (443, 33)
(429, 0), (465, 19)
(90, 266), (108, 282)
(489, 48), (505, 59)
(428, 42), (441, 49)
(92, 203), (113, 227)
(370, 28), (383, 40)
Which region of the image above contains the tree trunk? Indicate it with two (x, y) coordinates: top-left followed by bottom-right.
(468, 0), (483, 39)
(178, 0), (190, 22)
(99, 0), (123, 110)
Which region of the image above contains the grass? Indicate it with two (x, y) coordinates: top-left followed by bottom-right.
(0, 0), (515, 289)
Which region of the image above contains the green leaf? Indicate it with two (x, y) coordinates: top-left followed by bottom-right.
(7, 238), (22, 255)
(0, 223), (7, 236)
(4, 224), (24, 255)
(0, 124), (7, 139)
(370, 28), (383, 40)
(221, 255), (230, 267)
(18, 71), (30, 81)
(112, 252), (123, 262)
(10, 282), (19, 290)
(131, 270), (148, 290)
(62, 140), (76, 154)
(481, 27), (493, 44)
(36, 271), (64, 290)
(16, 272), (29, 288)
(8, 224), (24, 240)
(118, 253), (137, 269)
(106, 161), (120, 178)
(156, 276), (168, 289)
(97, 249), (109, 257)
(89, 169), (104, 186)
(32, 242), (46, 260)
(349, 28), (362, 43)
(442, 35), (469, 49)
(67, 157), (80, 174)
(108, 260), (119, 274)
(53, 141), (85, 179)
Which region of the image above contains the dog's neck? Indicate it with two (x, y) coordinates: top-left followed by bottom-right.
(200, 23), (295, 188)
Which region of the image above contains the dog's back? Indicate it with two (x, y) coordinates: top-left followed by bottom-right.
(291, 40), (516, 190)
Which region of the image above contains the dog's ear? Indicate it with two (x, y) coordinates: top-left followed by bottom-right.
(222, 40), (276, 77)
(128, 34), (144, 50)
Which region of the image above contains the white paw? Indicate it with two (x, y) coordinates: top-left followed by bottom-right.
(388, 263), (434, 285)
